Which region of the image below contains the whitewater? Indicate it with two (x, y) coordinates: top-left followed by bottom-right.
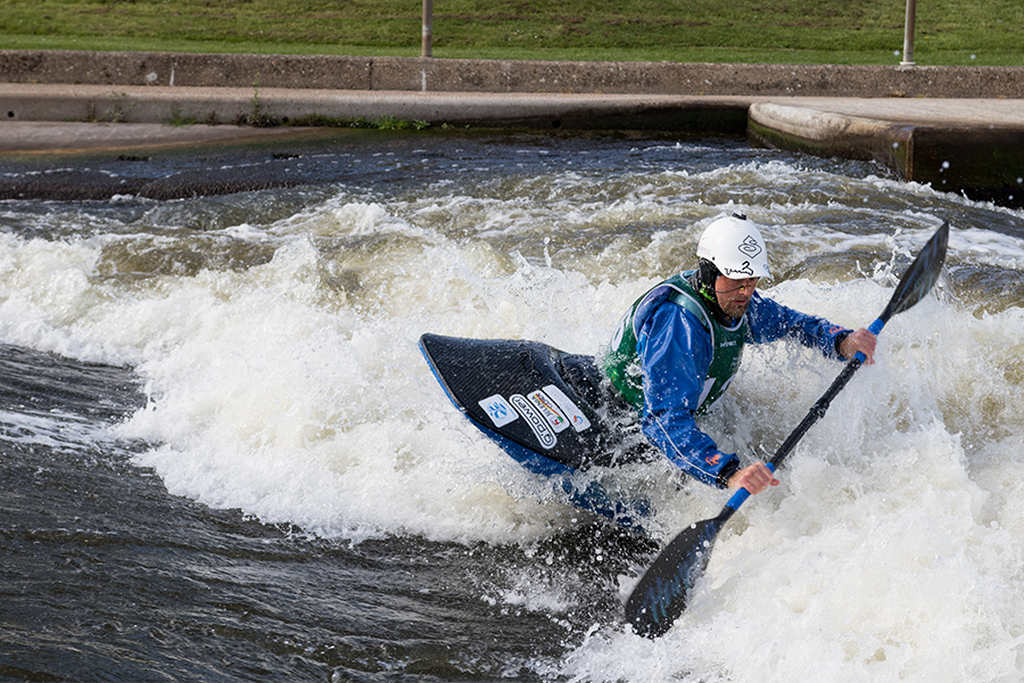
(1, 132), (1022, 681)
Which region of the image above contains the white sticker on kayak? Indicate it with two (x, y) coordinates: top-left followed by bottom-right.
(542, 384), (592, 432)
(510, 394), (557, 450)
(478, 394), (519, 428)
(527, 389), (570, 433)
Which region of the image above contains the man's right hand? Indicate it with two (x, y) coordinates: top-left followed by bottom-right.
(840, 327), (877, 363)
(727, 462), (779, 494)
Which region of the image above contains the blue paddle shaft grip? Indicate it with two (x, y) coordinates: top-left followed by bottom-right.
(725, 487), (750, 510)
(724, 462), (777, 511)
(853, 317), (885, 363)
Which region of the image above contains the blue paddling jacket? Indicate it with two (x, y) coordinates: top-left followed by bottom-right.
(604, 272), (851, 488)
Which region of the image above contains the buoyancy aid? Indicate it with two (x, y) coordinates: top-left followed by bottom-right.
(603, 272), (747, 412)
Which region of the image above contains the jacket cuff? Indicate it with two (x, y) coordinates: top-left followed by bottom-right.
(833, 330), (852, 360)
(714, 457), (741, 489)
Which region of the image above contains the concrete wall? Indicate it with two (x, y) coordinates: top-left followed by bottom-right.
(3, 50), (1024, 98)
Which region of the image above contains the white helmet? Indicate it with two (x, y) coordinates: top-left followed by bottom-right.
(696, 213), (771, 279)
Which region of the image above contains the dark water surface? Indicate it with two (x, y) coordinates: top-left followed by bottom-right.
(2, 344), (657, 681)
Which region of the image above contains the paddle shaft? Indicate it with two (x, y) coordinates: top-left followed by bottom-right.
(720, 316), (884, 515)
(695, 220), (947, 514)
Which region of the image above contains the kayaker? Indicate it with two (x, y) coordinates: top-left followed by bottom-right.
(602, 213), (877, 495)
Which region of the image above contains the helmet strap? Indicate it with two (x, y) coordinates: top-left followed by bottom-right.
(695, 258), (720, 301)
(689, 262), (735, 325)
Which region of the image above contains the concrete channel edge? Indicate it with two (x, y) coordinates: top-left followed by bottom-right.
(2, 50), (1024, 205)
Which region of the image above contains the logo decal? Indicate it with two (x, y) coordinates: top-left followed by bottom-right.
(528, 389), (570, 433)
(541, 384), (592, 432)
(737, 235), (763, 258)
(722, 260), (754, 277)
(478, 394), (519, 428)
(510, 394), (557, 450)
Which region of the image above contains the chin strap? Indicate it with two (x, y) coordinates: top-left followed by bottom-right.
(688, 269), (737, 327)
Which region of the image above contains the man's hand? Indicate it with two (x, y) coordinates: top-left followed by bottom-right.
(727, 462), (779, 494)
(840, 327), (877, 364)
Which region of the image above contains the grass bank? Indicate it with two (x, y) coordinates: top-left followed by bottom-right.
(1, 0), (1022, 66)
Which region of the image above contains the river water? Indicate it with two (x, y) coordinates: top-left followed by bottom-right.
(1, 130), (1023, 682)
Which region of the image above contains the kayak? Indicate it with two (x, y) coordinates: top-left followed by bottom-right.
(418, 333), (656, 528)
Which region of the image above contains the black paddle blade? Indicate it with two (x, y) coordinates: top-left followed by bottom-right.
(880, 222), (949, 323)
(624, 511), (730, 638)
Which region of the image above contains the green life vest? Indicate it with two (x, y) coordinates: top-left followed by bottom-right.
(602, 273), (748, 413)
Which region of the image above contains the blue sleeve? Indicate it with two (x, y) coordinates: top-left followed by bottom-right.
(636, 303), (739, 488)
(746, 292), (852, 359)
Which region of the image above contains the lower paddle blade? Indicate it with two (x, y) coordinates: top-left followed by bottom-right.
(881, 222), (949, 322)
(624, 511), (729, 638)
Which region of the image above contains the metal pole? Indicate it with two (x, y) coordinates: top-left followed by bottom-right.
(900, 0), (916, 66)
(422, 0), (433, 58)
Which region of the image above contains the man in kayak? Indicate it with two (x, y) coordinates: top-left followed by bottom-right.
(602, 214), (877, 496)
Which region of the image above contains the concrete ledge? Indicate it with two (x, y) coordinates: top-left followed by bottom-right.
(0, 120), (338, 153)
(4, 50), (1024, 98)
(748, 103), (915, 177)
(0, 83), (756, 134)
(748, 101), (1024, 204)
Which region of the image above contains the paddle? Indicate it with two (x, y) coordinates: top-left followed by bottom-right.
(624, 222), (950, 639)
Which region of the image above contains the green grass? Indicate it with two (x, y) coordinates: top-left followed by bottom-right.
(1, 0), (1022, 65)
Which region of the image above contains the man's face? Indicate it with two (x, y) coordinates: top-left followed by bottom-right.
(714, 275), (759, 319)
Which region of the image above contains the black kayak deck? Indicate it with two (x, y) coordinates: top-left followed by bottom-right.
(419, 333), (655, 527)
